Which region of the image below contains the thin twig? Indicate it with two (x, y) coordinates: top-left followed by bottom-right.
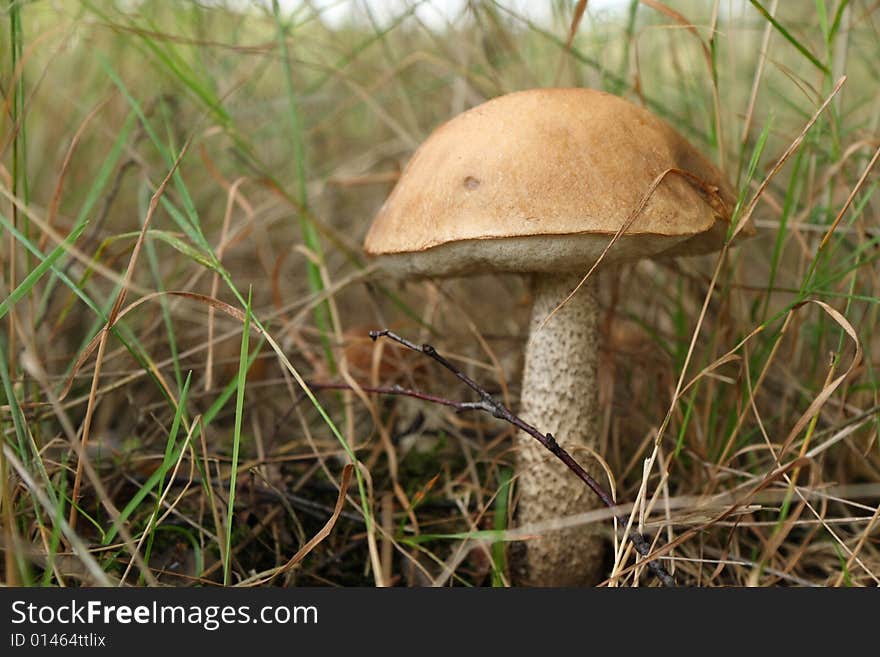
(369, 329), (675, 587)
(305, 380), (495, 413)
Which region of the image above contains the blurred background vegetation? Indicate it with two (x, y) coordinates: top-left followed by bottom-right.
(1, 0), (878, 586)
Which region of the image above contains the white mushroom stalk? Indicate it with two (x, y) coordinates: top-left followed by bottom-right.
(515, 273), (603, 586)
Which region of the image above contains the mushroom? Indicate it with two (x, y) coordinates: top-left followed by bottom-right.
(363, 88), (748, 585)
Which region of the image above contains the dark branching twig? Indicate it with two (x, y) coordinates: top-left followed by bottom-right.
(369, 329), (676, 587)
(304, 381), (489, 412)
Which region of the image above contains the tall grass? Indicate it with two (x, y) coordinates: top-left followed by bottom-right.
(0, 0), (877, 587)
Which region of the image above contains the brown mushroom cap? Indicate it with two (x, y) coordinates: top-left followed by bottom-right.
(364, 87), (748, 277)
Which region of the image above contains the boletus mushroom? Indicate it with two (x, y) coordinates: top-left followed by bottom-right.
(363, 88), (749, 586)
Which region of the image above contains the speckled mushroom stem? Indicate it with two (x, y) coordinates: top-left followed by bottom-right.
(514, 272), (605, 587)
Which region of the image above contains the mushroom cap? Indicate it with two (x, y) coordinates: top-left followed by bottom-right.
(364, 87), (749, 277)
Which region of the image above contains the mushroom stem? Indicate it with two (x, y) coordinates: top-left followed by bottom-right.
(515, 272), (604, 586)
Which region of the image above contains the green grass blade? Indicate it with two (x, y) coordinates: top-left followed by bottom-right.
(0, 220), (87, 322)
(271, 0), (335, 371)
(103, 373), (193, 547)
(140, 371), (194, 579)
(491, 468), (512, 587)
(224, 287), (252, 585)
(749, 0), (830, 74)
